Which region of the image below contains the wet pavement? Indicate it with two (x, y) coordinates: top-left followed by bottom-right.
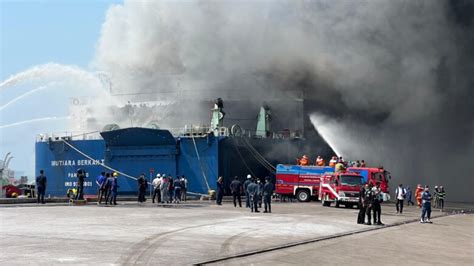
(0, 200), (471, 265)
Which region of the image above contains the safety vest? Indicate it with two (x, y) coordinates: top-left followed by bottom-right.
(329, 159), (337, 167)
(316, 158), (325, 166)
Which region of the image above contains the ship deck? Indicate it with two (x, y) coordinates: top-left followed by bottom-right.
(0, 201), (472, 265)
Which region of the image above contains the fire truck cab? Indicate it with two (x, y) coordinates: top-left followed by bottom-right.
(347, 167), (391, 193)
(319, 172), (364, 208)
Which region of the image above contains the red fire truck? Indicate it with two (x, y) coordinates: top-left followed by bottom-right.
(319, 172), (363, 208)
(276, 164), (390, 204)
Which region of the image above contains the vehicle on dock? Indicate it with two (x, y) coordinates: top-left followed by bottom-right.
(319, 172), (363, 208)
(275, 164), (390, 203)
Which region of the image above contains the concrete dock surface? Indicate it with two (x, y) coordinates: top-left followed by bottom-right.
(0, 201), (472, 265)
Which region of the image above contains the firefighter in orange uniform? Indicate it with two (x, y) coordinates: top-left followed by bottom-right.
(297, 155), (310, 166)
(329, 156), (338, 167)
(415, 184), (423, 208)
(315, 156), (325, 166)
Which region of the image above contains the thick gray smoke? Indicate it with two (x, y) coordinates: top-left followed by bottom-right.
(93, 0), (474, 202)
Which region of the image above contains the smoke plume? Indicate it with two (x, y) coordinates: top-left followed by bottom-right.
(92, 0), (474, 201)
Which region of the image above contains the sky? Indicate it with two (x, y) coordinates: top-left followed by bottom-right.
(0, 0), (121, 177)
(1, 0), (121, 80)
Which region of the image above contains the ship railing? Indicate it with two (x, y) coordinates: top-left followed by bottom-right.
(36, 131), (102, 142)
(171, 126), (229, 138)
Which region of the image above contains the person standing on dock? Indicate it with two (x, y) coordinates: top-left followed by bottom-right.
(244, 174), (252, 208)
(152, 174), (162, 204)
(103, 173), (114, 205)
(372, 182), (384, 225)
(406, 186), (414, 206)
(357, 183), (368, 224)
(395, 184), (406, 214)
(173, 176), (182, 203)
(96, 172), (106, 205)
(137, 173), (146, 203)
(263, 176), (274, 213)
(216, 176), (224, 205)
(230, 176), (243, 207)
(75, 169), (86, 201)
(109, 172), (119, 205)
(415, 184), (423, 208)
(180, 175), (188, 202)
(247, 178), (260, 213)
(420, 186), (432, 223)
(438, 186), (446, 210)
(36, 170), (47, 204)
(160, 175), (169, 203)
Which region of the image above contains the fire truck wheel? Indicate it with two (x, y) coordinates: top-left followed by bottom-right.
(335, 201), (340, 208)
(296, 190), (310, 202)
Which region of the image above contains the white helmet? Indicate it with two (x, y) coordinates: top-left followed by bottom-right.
(247, 174), (251, 179)
(156, 173), (161, 178)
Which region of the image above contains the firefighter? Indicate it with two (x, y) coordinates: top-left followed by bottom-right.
(109, 172), (119, 205)
(438, 186), (446, 210)
(364, 183), (374, 225)
(360, 160), (366, 167)
(335, 161), (346, 172)
(357, 183), (368, 224)
(329, 156), (338, 167)
(415, 184), (423, 208)
(372, 182), (384, 225)
(315, 156), (325, 166)
(433, 186), (439, 208)
(297, 155), (310, 166)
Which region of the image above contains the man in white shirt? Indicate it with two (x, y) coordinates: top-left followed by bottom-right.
(152, 174), (162, 204)
(395, 184), (406, 214)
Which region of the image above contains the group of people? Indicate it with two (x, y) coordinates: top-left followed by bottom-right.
(150, 174), (188, 204)
(296, 155), (366, 169)
(96, 171), (120, 205)
(357, 182), (384, 225)
(216, 175), (275, 213)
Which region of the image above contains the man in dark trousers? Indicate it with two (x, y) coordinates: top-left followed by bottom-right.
(36, 170), (47, 204)
(103, 173), (114, 205)
(75, 169), (86, 200)
(357, 183), (367, 224)
(137, 173), (147, 203)
(364, 183), (374, 225)
(243, 174), (252, 208)
(372, 182), (384, 225)
(263, 176), (275, 213)
(230, 176), (243, 207)
(247, 178), (260, 213)
(395, 183), (406, 214)
(96, 172), (106, 205)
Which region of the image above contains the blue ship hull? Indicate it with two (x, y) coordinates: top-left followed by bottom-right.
(35, 127), (333, 197)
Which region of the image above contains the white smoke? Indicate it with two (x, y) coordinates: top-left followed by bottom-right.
(90, 0), (474, 201)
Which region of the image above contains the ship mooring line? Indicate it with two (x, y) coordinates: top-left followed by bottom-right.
(61, 139), (138, 180)
(193, 212), (454, 265)
(191, 135), (211, 192)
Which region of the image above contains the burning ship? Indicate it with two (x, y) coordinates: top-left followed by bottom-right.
(35, 97), (334, 196)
